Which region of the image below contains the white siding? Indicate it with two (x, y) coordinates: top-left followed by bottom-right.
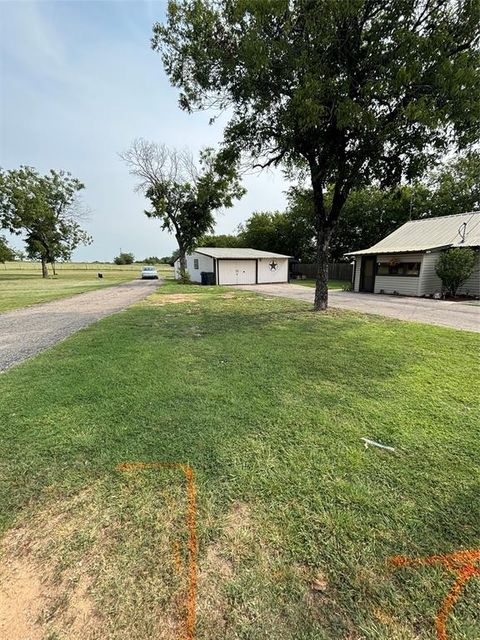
(189, 252), (214, 283)
(353, 257), (362, 292)
(174, 252), (214, 282)
(217, 259), (256, 285)
(257, 257), (288, 283)
(374, 254), (423, 296)
(374, 276), (420, 296)
(418, 252), (442, 297)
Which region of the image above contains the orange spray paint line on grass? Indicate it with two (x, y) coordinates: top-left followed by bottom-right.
(389, 549), (480, 640)
(116, 462), (198, 640)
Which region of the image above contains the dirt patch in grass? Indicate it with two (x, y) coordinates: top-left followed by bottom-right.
(0, 527), (100, 640)
(0, 558), (44, 640)
(147, 293), (202, 305)
(0, 472), (190, 640)
(2, 495), (319, 640)
(146, 292), (256, 307)
(0, 489), (420, 640)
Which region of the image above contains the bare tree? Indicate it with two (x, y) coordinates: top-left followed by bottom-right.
(121, 139), (195, 191)
(120, 139), (244, 278)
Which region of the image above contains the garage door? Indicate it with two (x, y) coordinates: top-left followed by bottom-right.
(217, 260), (256, 285)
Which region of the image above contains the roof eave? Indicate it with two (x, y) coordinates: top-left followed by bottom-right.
(193, 249), (216, 258)
(345, 244), (455, 257)
(194, 248), (292, 259)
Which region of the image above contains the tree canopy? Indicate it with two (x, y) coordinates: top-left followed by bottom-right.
(199, 233), (243, 248)
(0, 166), (91, 277)
(154, 0), (480, 308)
(239, 210), (315, 260)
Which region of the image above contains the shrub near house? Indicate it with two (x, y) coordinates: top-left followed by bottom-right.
(436, 248), (477, 297)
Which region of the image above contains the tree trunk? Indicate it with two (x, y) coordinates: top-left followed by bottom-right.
(51, 261), (57, 276)
(314, 227), (332, 311)
(310, 165), (331, 311)
(41, 256), (48, 278)
(310, 161), (347, 311)
(178, 245), (187, 280)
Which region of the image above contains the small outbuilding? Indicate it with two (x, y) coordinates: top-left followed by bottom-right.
(174, 247), (291, 285)
(347, 212), (480, 297)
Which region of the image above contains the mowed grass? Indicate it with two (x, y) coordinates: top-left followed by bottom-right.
(0, 263), (173, 313)
(0, 284), (478, 639)
(294, 278), (350, 289)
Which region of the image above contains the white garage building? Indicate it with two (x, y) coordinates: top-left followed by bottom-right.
(174, 247), (291, 285)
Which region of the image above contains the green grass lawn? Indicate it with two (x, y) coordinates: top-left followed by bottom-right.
(0, 284), (478, 639)
(293, 278), (351, 289)
(0, 263), (173, 313)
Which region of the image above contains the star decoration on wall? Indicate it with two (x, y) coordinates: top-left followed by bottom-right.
(269, 261), (278, 271)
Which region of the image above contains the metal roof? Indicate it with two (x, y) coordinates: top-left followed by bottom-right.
(347, 212), (480, 255)
(194, 247), (292, 259)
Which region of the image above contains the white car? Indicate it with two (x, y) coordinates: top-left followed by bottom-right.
(141, 266), (159, 280)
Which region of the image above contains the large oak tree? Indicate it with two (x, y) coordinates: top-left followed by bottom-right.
(153, 0), (480, 309)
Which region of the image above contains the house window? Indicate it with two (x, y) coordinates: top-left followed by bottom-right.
(377, 261), (421, 277)
(404, 262), (421, 276)
(193, 258), (199, 270)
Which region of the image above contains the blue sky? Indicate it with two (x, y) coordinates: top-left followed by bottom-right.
(0, 0), (287, 261)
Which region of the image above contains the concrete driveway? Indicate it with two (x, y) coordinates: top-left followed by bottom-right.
(237, 283), (480, 333)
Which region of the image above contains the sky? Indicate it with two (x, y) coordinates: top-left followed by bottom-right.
(0, 0), (288, 261)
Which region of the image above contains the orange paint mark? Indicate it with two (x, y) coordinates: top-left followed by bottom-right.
(389, 550), (480, 640)
(116, 462), (198, 640)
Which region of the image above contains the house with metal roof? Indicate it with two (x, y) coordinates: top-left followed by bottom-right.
(347, 212), (480, 297)
(174, 247), (291, 285)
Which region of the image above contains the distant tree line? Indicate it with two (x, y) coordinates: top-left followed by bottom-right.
(199, 153), (480, 262)
(112, 252), (178, 265)
(141, 255), (177, 265)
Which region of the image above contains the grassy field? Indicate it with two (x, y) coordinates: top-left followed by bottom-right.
(0, 262), (173, 313)
(0, 284), (478, 639)
(294, 278), (351, 290)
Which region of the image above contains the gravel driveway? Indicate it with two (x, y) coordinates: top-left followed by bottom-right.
(0, 279), (159, 371)
(238, 283), (480, 332)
